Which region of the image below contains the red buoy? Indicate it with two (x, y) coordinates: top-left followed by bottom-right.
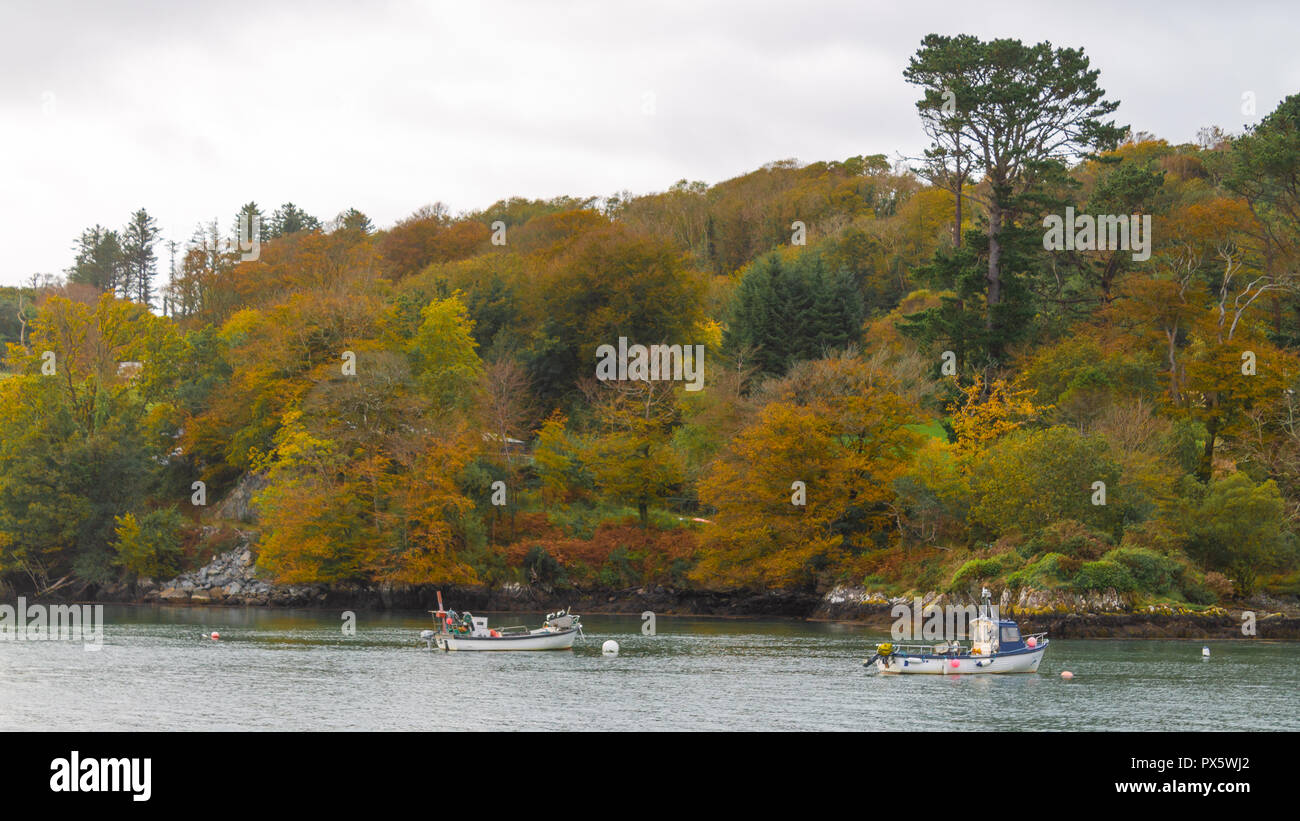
(210, 632), (219, 641)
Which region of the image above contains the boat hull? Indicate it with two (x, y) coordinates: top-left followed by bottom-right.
(434, 628), (579, 651)
(872, 644), (1047, 675)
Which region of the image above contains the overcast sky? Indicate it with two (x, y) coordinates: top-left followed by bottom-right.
(1, 0), (1296, 286)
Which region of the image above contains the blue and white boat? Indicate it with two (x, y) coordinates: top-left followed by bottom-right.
(863, 588), (1048, 675)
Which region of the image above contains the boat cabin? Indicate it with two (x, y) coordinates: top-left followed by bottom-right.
(968, 587), (1025, 655)
(996, 620), (1027, 652)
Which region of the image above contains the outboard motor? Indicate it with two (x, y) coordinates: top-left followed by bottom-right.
(543, 608), (582, 638)
(863, 641), (894, 673)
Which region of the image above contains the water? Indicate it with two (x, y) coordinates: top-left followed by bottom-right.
(1, 605), (1296, 731)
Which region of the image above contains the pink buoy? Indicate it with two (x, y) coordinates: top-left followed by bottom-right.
(210, 632), (219, 641)
(950, 659), (960, 668)
(1060, 670), (1074, 679)
(1026, 637), (1037, 648)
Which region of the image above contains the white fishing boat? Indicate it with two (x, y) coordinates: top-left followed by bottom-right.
(863, 588), (1048, 675)
(420, 592), (582, 652)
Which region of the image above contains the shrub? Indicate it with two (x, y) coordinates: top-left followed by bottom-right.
(1262, 570), (1299, 598)
(1022, 519), (1112, 560)
(522, 545), (562, 586)
(1180, 472), (1288, 595)
(112, 509), (184, 580)
(1007, 552), (1077, 589)
(1182, 580), (1218, 605)
(949, 554), (1020, 591)
(1073, 559), (1136, 593)
(915, 562), (943, 592)
(1104, 547), (1179, 595)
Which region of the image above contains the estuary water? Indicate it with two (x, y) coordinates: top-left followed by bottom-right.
(1, 605), (1296, 731)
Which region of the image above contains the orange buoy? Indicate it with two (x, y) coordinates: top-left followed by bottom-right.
(1060, 670), (1074, 679)
(489, 629), (501, 637)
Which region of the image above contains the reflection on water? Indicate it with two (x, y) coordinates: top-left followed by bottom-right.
(0, 605), (1295, 731)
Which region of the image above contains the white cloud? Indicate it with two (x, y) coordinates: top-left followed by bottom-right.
(0, 0), (1294, 284)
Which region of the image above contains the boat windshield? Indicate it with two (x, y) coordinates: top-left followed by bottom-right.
(1000, 625), (1020, 643)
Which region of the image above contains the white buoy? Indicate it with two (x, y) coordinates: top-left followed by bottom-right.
(601, 640), (619, 656)
(1202, 645), (1210, 658)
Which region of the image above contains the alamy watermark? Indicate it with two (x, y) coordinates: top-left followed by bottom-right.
(0, 597), (104, 650)
(595, 337), (705, 391)
(50, 751), (151, 801)
(1043, 207), (1152, 261)
(890, 598), (995, 641)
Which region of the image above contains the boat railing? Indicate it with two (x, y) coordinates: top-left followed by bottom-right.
(879, 642), (969, 656)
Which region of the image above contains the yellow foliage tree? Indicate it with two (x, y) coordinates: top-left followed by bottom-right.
(948, 374), (1047, 455)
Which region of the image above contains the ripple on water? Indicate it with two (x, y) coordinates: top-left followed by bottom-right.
(0, 607), (1295, 731)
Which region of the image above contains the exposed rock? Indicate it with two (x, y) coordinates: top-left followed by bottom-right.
(210, 472), (268, 523)
(156, 529), (278, 606)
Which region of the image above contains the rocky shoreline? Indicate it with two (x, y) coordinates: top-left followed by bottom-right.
(66, 541), (1300, 639)
(811, 586), (1300, 639)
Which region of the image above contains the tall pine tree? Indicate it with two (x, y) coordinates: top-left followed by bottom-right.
(902, 35), (1125, 370)
(121, 208), (159, 307)
(67, 226), (125, 293)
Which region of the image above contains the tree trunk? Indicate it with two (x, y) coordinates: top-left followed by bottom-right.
(953, 183), (963, 248)
(985, 203), (1003, 364)
(1197, 417), (1219, 483)
(986, 206), (1002, 311)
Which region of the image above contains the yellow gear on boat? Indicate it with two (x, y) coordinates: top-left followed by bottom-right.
(877, 642), (894, 656)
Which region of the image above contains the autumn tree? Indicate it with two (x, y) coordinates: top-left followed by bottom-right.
(409, 294), (484, 411)
(582, 377), (683, 527)
(526, 222), (706, 403)
(1222, 93), (1300, 343)
(694, 351), (919, 588)
(968, 425), (1124, 541)
(0, 294), (186, 591)
(112, 509), (184, 581)
(476, 355), (537, 539)
(947, 374), (1045, 454)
